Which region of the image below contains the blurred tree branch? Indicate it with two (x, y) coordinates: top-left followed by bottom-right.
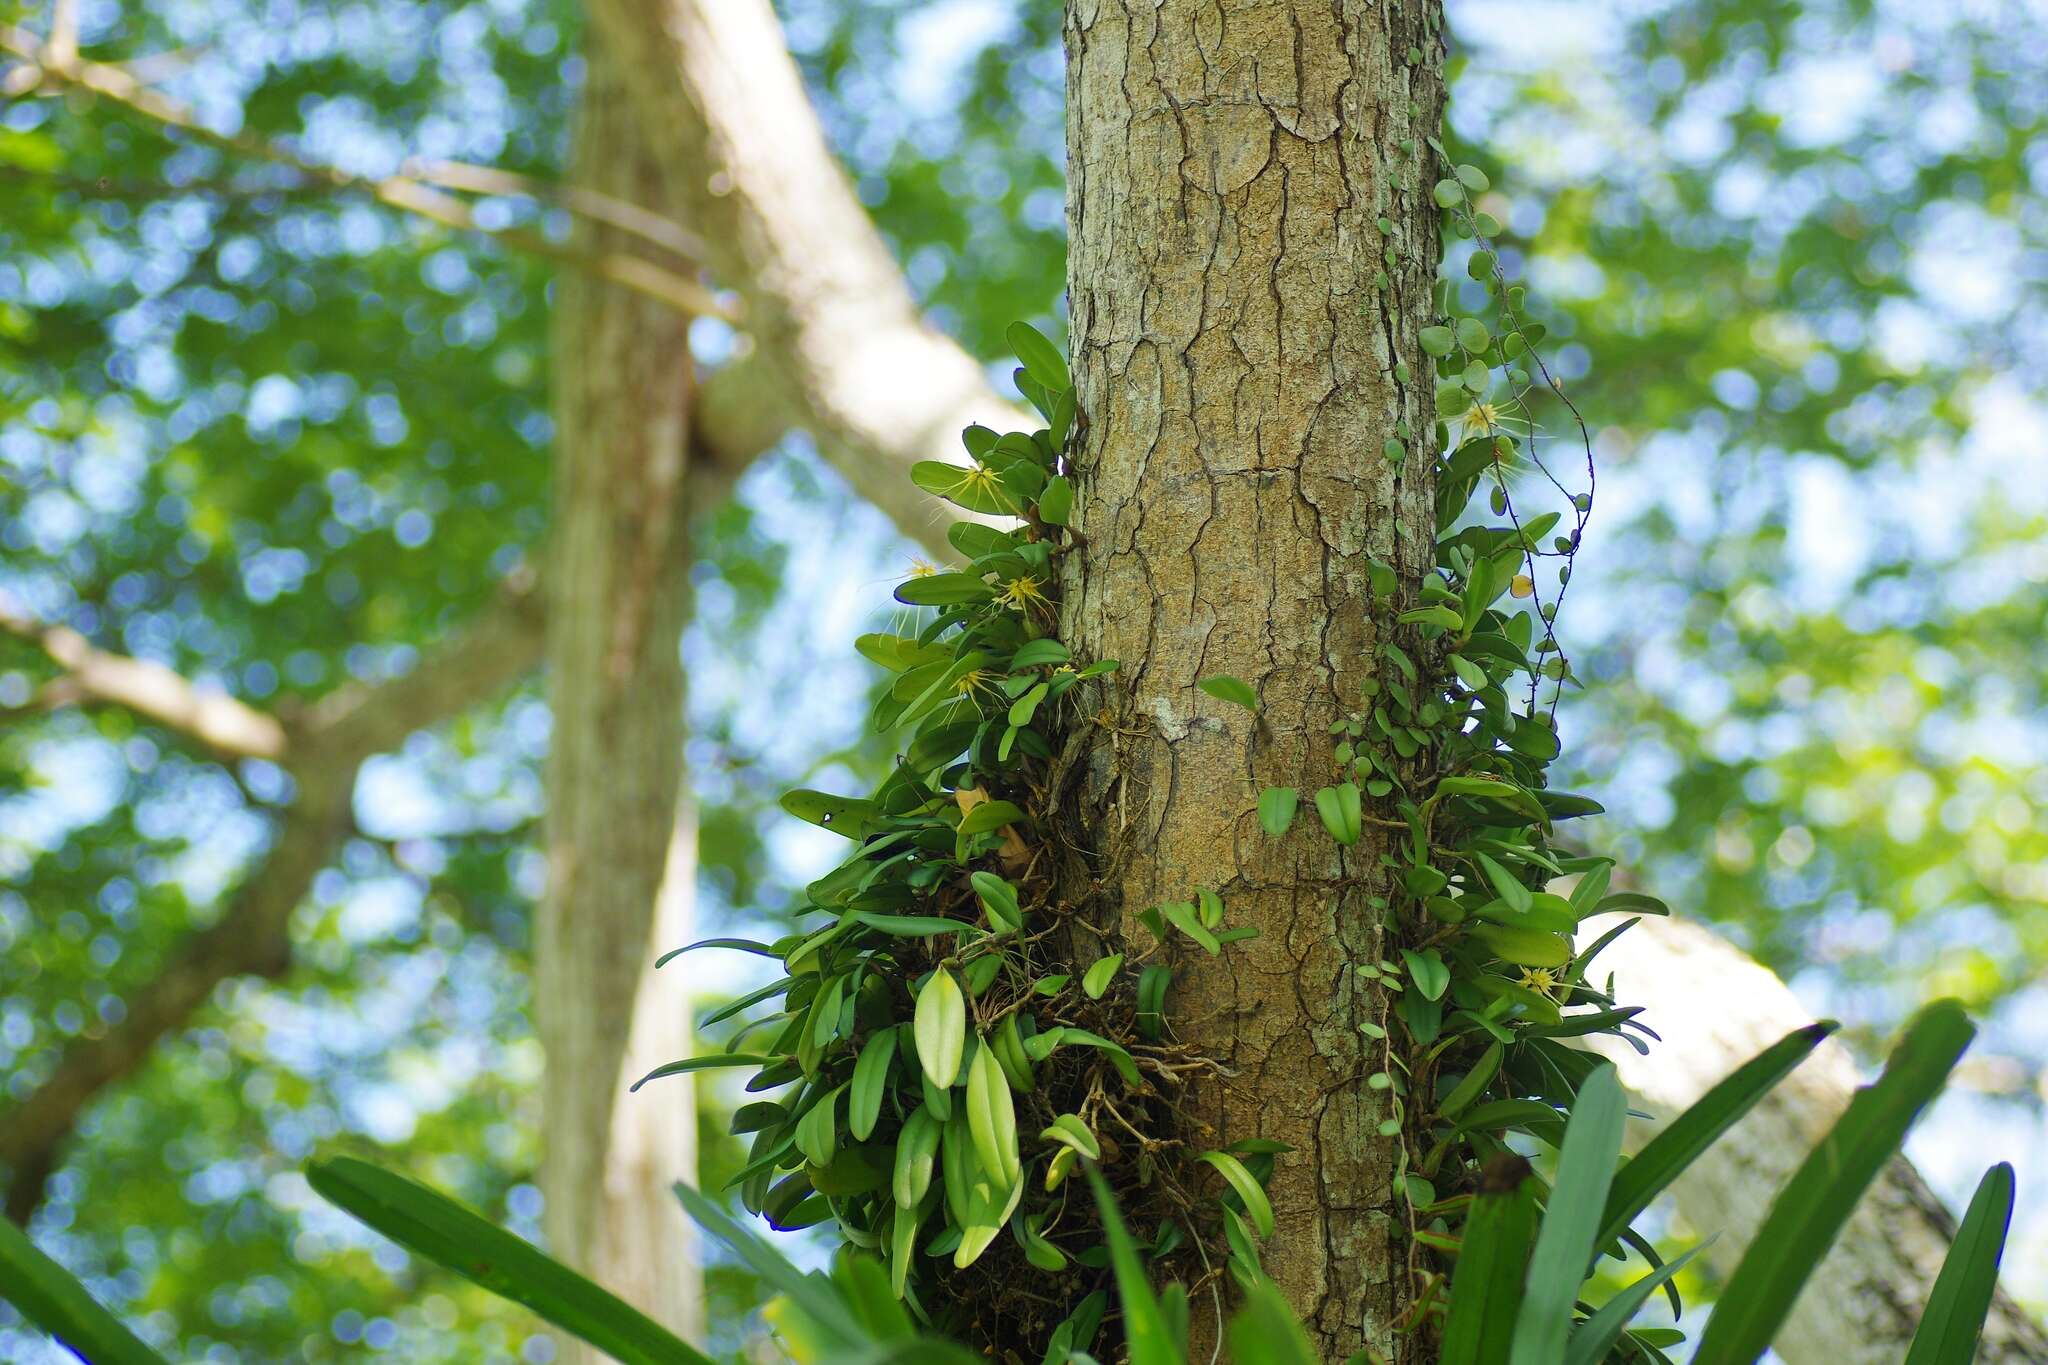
(1, 599), (288, 760)
(0, 22), (731, 320)
(0, 571), (545, 1221)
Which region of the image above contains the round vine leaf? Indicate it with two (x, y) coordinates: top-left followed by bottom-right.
(1433, 178), (1465, 207)
(1419, 325), (1456, 356)
(1454, 162), (1490, 192)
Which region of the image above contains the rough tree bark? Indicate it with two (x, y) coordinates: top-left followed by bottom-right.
(1580, 914), (2048, 1364)
(537, 37), (702, 1348)
(1061, 0), (1446, 1354)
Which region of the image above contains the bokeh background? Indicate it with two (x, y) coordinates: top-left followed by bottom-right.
(1, 0), (2043, 1359)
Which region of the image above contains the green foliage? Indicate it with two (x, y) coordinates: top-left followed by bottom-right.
(646, 324), (1257, 1348)
(0, 1216), (170, 1365)
(1417, 1002), (1992, 1365)
(306, 1159), (714, 1365)
(1905, 1163), (2018, 1365)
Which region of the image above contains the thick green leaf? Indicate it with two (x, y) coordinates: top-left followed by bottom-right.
(1010, 638), (1070, 669)
(914, 969), (967, 1089)
(674, 1183), (870, 1355)
(1225, 1277), (1318, 1365)
(1509, 1063), (1626, 1365)
(1199, 1150), (1275, 1238)
(852, 912), (977, 938)
(1474, 851), (1532, 913)
(1006, 320), (1070, 392)
(894, 568), (998, 606)
(655, 937), (782, 968)
(958, 800), (1026, 835)
(1401, 947), (1451, 1001)
(1082, 953), (1123, 999)
(779, 789), (874, 838)
(849, 1030), (899, 1141)
(1197, 674), (1260, 710)
(1314, 783), (1362, 846)
(308, 1158), (714, 1365)
(0, 1216), (171, 1365)
(1162, 900), (1221, 955)
(1037, 475), (1074, 526)
(1257, 786), (1299, 836)
(1596, 1021), (1836, 1253)
(1692, 1000), (1975, 1365)
(908, 462), (1020, 517)
(1903, 1162), (2015, 1365)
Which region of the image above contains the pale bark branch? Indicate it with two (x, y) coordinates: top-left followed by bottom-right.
(1, 597), (287, 761)
(584, 0), (1027, 564)
(0, 23), (731, 321)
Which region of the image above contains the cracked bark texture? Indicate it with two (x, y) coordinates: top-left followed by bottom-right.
(1063, 0), (1446, 1354)
(538, 36), (701, 1352)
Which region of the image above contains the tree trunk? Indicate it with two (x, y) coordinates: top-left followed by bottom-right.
(1061, 0), (1446, 1355)
(539, 34), (701, 1350)
(1583, 913), (2048, 1364)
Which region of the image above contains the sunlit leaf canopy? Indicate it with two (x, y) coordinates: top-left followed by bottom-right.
(0, 0), (2043, 1357)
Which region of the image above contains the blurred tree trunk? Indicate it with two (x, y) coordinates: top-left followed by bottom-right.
(539, 34), (702, 1350)
(1060, 0), (1446, 1355)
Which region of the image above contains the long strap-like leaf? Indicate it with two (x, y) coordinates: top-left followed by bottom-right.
(1510, 1064), (1626, 1365)
(1595, 1021), (1836, 1255)
(308, 1157), (712, 1365)
(1690, 1000), (1974, 1365)
(1902, 1162), (2016, 1365)
(1561, 1241), (1708, 1365)
(1084, 1163), (1183, 1365)
(0, 1216), (171, 1365)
